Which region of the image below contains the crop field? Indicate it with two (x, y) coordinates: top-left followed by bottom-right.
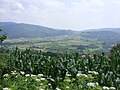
(0, 44), (120, 90)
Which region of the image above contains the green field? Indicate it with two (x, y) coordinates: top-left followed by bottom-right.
(2, 35), (105, 54)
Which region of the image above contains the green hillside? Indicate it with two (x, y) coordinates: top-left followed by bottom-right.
(0, 22), (77, 39)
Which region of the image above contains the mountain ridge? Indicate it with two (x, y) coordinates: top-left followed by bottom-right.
(0, 22), (77, 39)
(0, 22), (120, 40)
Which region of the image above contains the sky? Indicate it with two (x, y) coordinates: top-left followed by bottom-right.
(0, 0), (120, 31)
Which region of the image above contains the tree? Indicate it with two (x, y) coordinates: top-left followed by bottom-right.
(111, 44), (120, 54)
(0, 28), (7, 43)
(110, 43), (120, 74)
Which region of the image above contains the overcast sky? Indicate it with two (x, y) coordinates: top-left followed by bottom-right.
(0, 0), (120, 31)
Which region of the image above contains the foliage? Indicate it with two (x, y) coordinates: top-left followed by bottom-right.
(0, 53), (7, 85)
(0, 28), (7, 43)
(0, 47), (119, 90)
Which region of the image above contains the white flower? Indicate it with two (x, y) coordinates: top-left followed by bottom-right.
(66, 86), (69, 89)
(103, 86), (109, 90)
(41, 78), (45, 80)
(36, 79), (40, 82)
(48, 83), (51, 86)
(109, 87), (116, 90)
(95, 82), (99, 86)
(116, 78), (120, 82)
(66, 73), (71, 77)
(3, 87), (10, 90)
(93, 71), (98, 75)
(82, 74), (88, 77)
(56, 87), (61, 90)
(88, 71), (92, 73)
(88, 71), (98, 75)
(77, 73), (88, 78)
(38, 74), (44, 77)
(87, 82), (95, 87)
(76, 73), (81, 77)
(20, 71), (25, 75)
(50, 78), (55, 82)
(31, 74), (36, 77)
(11, 70), (17, 75)
(25, 74), (30, 77)
(83, 74), (88, 78)
(3, 74), (9, 77)
(82, 74), (88, 78)
(40, 83), (43, 85)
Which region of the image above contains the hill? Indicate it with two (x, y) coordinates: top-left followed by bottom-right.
(0, 22), (77, 39)
(81, 30), (120, 43)
(0, 22), (120, 53)
(84, 28), (120, 33)
(81, 30), (120, 50)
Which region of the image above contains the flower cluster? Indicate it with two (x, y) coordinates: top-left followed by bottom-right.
(103, 86), (116, 90)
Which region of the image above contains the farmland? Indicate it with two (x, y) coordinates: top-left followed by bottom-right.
(1, 35), (104, 54)
(0, 44), (120, 90)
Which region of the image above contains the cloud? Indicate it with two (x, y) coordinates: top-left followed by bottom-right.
(15, 2), (24, 10)
(0, 0), (25, 13)
(0, 0), (120, 30)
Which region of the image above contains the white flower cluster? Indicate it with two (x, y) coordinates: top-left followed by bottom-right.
(31, 74), (36, 77)
(38, 74), (44, 77)
(66, 86), (69, 89)
(41, 78), (46, 80)
(56, 87), (61, 90)
(35, 78), (40, 82)
(11, 70), (17, 75)
(3, 74), (9, 77)
(66, 73), (71, 77)
(48, 83), (51, 86)
(20, 71), (25, 75)
(103, 86), (116, 90)
(76, 71), (89, 78)
(25, 74), (37, 77)
(25, 74), (30, 77)
(87, 82), (98, 87)
(3, 87), (10, 90)
(25, 73), (46, 82)
(116, 77), (120, 82)
(109, 87), (116, 90)
(88, 71), (99, 75)
(76, 73), (88, 78)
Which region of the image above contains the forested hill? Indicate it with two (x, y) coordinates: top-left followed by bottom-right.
(83, 28), (120, 33)
(0, 22), (120, 44)
(0, 22), (77, 39)
(81, 30), (120, 46)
